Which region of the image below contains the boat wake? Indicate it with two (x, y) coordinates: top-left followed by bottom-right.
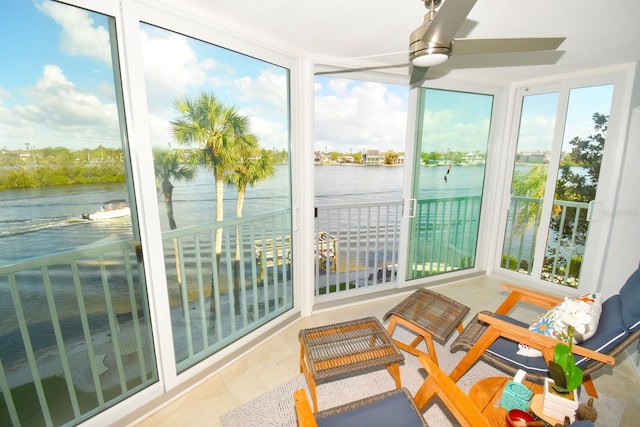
(0, 217), (88, 238)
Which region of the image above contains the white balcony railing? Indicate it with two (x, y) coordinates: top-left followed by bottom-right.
(0, 197), (589, 425)
(161, 209), (293, 371)
(0, 209), (292, 426)
(314, 201), (403, 297)
(0, 240), (155, 426)
(502, 196), (590, 287)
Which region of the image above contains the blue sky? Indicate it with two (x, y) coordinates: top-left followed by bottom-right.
(420, 88), (494, 154)
(1, 1), (120, 151)
(1, 1), (613, 155)
(314, 76), (409, 153)
(139, 23), (289, 151)
(0, 0), (290, 152)
(517, 85), (613, 153)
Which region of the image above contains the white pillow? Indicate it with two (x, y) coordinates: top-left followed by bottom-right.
(516, 292), (602, 358)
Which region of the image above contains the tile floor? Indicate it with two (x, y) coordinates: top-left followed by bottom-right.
(133, 276), (640, 426)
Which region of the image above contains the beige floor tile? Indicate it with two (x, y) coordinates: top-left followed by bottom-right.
(134, 278), (640, 427)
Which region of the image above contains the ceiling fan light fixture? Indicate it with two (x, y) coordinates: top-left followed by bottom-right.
(412, 52), (449, 67)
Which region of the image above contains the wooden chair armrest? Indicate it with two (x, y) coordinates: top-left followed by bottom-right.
(495, 283), (564, 315)
(477, 312), (615, 365)
(415, 354), (491, 427)
(294, 388), (318, 427)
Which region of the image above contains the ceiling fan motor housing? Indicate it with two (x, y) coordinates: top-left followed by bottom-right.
(409, 24), (452, 63)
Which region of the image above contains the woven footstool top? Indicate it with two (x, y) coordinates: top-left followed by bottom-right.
(383, 289), (470, 343)
(299, 316), (404, 381)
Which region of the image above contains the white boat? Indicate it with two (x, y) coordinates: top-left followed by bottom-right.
(82, 201), (130, 221)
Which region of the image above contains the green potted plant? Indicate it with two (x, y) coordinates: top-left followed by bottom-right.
(542, 298), (591, 420)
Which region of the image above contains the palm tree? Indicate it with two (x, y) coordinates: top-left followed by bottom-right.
(511, 164), (548, 237)
(171, 93), (254, 320)
(153, 148), (196, 307)
(171, 93), (252, 254)
(224, 139), (276, 309)
(224, 140), (276, 219)
(153, 147), (196, 230)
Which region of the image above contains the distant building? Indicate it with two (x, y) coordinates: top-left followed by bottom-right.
(314, 151), (330, 165)
(516, 151), (550, 164)
(363, 149), (383, 165)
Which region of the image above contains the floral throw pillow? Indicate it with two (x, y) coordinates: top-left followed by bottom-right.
(516, 292), (602, 358)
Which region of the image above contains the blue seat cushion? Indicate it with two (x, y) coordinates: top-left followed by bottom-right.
(485, 297), (629, 371)
(485, 315), (549, 374)
(569, 421), (595, 427)
(576, 295), (628, 365)
(619, 268), (640, 332)
(316, 389), (424, 427)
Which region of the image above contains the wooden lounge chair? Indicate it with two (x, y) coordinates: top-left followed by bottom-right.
(294, 353), (491, 427)
(294, 352), (596, 426)
(449, 268), (640, 398)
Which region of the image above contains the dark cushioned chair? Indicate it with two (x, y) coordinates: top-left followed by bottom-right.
(294, 387), (428, 427)
(294, 353), (494, 427)
(449, 268), (640, 398)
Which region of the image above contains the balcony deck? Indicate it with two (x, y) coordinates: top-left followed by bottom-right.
(133, 276), (640, 427)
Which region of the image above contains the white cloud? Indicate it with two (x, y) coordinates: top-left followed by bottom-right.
(140, 29), (290, 151)
(140, 30), (216, 111)
(37, 1), (111, 64)
(235, 70), (288, 112)
(315, 80), (408, 152)
(247, 116), (288, 151)
(421, 109), (491, 153)
(518, 115), (556, 152)
(2, 65), (119, 149)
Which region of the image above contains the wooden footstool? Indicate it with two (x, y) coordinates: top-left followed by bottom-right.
(383, 289), (469, 365)
(299, 317), (404, 413)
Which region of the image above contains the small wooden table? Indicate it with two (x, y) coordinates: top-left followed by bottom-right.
(530, 394), (566, 426)
(469, 376), (542, 426)
(299, 317), (404, 413)
(383, 289), (469, 365)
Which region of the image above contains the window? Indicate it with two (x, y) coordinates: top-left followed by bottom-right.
(313, 76), (408, 293)
(407, 88), (493, 279)
(0, 1), (155, 424)
(501, 84), (614, 287)
(140, 23), (293, 371)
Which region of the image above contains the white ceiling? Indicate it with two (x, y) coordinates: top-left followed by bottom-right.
(178, 0), (640, 85)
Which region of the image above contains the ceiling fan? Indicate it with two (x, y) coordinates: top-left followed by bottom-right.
(317, 0), (565, 87)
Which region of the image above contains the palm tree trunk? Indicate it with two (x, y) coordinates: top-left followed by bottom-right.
(215, 176), (224, 254)
(165, 188), (184, 313)
(212, 177), (224, 319)
(233, 189), (246, 312)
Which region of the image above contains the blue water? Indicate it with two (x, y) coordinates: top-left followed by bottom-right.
(0, 164), (486, 359)
(0, 164), (486, 264)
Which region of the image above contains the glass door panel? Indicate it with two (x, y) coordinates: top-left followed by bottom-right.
(501, 85), (614, 288)
(139, 24), (292, 372)
(0, 1), (156, 425)
(407, 88), (493, 280)
(542, 85), (613, 286)
(501, 92), (559, 274)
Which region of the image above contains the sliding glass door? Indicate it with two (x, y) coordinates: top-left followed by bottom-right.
(0, 1), (156, 425)
(501, 84), (614, 287)
(406, 88), (493, 280)
(139, 23), (293, 372)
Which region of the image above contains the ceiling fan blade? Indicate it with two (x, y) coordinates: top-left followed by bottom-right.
(452, 37), (565, 55)
(409, 66), (430, 88)
(422, 0), (477, 45)
(315, 63), (409, 76)
(442, 50), (564, 69)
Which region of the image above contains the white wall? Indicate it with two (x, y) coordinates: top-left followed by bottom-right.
(598, 62), (640, 298)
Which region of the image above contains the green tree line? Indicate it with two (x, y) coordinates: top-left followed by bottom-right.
(0, 146), (126, 189)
